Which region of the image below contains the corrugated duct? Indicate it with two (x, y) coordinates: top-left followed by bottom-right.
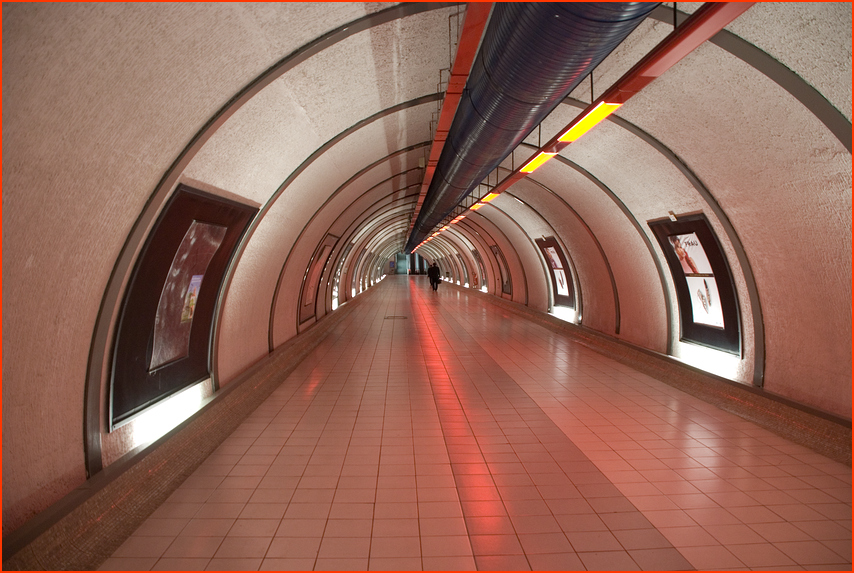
(405, 2), (659, 253)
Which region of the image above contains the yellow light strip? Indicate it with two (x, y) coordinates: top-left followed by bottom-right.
(452, 215), (466, 223)
(481, 192), (501, 203)
(520, 151), (556, 173)
(469, 202), (486, 210)
(558, 101), (622, 143)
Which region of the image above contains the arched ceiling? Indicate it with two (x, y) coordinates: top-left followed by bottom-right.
(2, 1), (850, 534)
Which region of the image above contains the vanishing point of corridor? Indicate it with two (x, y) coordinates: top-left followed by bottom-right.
(102, 276), (851, 571)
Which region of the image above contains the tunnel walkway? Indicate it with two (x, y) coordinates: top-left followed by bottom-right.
(102, 276), (851, 571)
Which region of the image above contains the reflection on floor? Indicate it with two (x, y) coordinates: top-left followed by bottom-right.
(102, 276), (851, 571)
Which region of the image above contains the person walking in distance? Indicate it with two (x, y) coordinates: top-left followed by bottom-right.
(427, 262), (441, 291)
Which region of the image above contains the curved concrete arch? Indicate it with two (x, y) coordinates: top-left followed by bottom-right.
(269, 162), (425, 348)
(279, 186), (417, 327)
(322, 216), (402, 310)
(331, 195), (420, 262)
(342, 214), (412, 301)
(501, 188), (586, 321)
(464, 209), (530, 305)
(317, 194), (422, 309)
(441, 230), (481, 289)
(451, 229), (491, 293)
(470, 199), (549, 311)
(519, 139), (668, 345)
(280, 142), (429, 252)
(454, 219), (505, 297)
(368, 225), (412, 261)
(361, 219), (411, 259)
(425, 217), (501, 296)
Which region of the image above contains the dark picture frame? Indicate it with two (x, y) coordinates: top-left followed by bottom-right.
(535, 237), (575, 308)
(649, 214), (741, 355)
(456, 253), (469, 286)
(110, 184), (257, 428)
(490, 244), (512, 295)
(472, 249), (487, 290)
(299, 233), (338, 325)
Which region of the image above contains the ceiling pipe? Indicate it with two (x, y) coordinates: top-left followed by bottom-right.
(474, 2), (756, 198)
(406, 3), (493, 242)
(405, 2), (659, 253)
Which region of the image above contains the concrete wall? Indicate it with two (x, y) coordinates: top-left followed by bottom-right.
(3, 2), (850, 538)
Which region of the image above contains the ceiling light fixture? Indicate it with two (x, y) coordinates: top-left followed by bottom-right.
(520, 151), (556, 173)
(557, 101), (622, 142)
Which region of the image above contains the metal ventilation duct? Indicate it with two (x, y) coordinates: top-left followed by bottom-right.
(405, 2), (658, 253)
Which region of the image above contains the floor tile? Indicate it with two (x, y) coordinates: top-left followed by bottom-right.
(679, 544), (746, 569)
(162, 536), (224, 559)
(577, 550), (641, 571)
(420, 535), (473, 557)
(204, 557), (262, 570)
(474, 554), (532, 570)
(151, 558), (210, 570)
(265, 536), (321, 559)
(258, 558), (316, 570)
(98, 557), (159, 570)
(317, 536), (370, 559)
(367, 556), (422, 571)
(213, 536), (271, 558)
(421, 555), (477, 570)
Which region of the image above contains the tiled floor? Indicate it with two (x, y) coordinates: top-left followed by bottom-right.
(102, 276), (851, 571)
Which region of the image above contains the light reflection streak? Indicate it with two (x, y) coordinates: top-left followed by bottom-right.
(408, 279), (508, 540)
(674, 342), (740, 380)
(131, 380), (207, 448)
(549, 306), (578, 323)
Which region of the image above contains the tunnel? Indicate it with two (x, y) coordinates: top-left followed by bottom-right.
(3, 3), (851, 570)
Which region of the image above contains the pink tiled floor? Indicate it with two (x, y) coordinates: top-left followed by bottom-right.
(103, 276), (851, 571)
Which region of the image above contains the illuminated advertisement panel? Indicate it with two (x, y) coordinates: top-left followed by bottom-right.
(472, 249), (487, 289)
(111, 185), (257, 427)
(668, 233), (724, 329)
(650, 214), (740, 354)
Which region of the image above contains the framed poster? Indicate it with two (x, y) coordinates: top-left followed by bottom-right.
(300, 234), (338, 324)
(649, 214), (740, 354)
(351, 247), (368, 294)
(472, 249), (486, 289)
(111, 184), (257, 428)
(535, 237), (574, 307)
(456, 253), (469, 285)
(490, 244), (512, 295)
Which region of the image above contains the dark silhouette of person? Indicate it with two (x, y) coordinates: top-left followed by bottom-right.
(427, 262), (441, 291)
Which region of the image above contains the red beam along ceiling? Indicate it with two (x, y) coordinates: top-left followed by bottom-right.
(406, 3), (493, 240)
(414, 1), (755, 251)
